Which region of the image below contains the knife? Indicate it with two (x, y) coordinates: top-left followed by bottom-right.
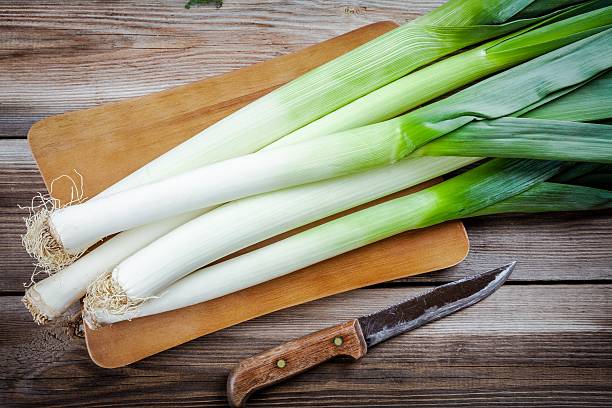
(226, 262), (516, 407)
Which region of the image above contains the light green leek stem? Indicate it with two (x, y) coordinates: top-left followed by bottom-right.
(269, 3), (612, 149)
(101, 0), (554, 196)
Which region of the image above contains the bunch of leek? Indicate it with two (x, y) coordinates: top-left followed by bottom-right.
(24, 0), (573, 323)
(21, 0), (612, 325)
(30, 26), (612, 256)
(84, 158), (612, 327)
(22, 0), (576, 279)
(83, 27), (612, 321)
(85, 92), (612, 315)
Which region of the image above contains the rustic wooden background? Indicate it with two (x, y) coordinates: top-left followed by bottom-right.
(1, 1), (611, 406)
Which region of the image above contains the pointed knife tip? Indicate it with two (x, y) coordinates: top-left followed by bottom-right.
(496, 261), (517, 281)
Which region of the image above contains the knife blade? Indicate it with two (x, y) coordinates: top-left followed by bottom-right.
(226, 262), (515, 407)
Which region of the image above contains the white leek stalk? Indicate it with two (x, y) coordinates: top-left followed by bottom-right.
(93, 157), (479, 308)
(84, 159), (565, 327)
(22, 210), (207, 323)
(49, 122), (416, 253)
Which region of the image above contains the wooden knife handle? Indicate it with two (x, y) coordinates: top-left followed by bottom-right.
(226, 319), (368, 407)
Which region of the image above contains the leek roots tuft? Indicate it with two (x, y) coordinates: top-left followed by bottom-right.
(22, 288), (50, 325)
(22, 197), (77, 273)
(22, 173), (87, 272)
(83, 272), (153, 328)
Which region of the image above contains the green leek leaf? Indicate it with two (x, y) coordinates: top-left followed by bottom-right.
(522, 70), (612, 121)
(396, 28), (612, 150)
(412, 118), (612, 163)
(272, 4), (612, 148)
(473, 182), (612, 215)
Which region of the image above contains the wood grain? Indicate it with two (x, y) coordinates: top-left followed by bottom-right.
(2, 285), (611, 407)
(227, 319), (367, 407)
(1, 0), (611, 406)
(0, 0), (445, 138)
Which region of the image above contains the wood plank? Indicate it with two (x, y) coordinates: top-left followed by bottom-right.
(0, 0), (445, 138)
(2, 285), (611, 406)
(2, 140), (611, 291)
(2, 0), (610, 406)
(0, 140), (46, 291)
(409, 212), (612, 283)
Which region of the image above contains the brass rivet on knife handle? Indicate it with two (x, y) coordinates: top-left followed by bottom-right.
(226, 319), (367, 407)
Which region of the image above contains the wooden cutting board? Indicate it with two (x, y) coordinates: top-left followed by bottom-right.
(28, 21), (469, 368)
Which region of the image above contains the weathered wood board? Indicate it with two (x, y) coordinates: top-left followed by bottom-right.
(2, 0), (612, 406)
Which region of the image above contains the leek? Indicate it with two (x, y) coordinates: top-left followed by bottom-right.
(89, 157), (479, 309)
(42, 29), (612, 254)
(84, 159), (566, 327)
(23, 0), (570, 270)
(22, 210), (207, 323)
(270, 3), (612, 148)
(100, 0), (551, 197)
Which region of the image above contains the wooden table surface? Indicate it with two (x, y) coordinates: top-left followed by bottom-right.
(1, 1), (611, 406)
